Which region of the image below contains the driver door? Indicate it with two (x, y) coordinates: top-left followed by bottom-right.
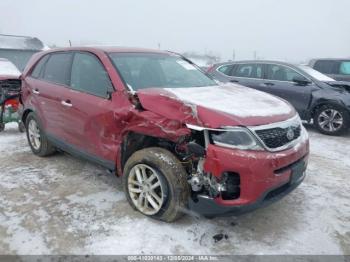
(61, 51), (118, 169)
(260, 63), (318, 118)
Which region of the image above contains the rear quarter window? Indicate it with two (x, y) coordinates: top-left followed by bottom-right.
(217, 64), (233, 75)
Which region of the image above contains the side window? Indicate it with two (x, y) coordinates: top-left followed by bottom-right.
(256, 65), (263, 78)
(314, 60), (338, 74)
(70, 52), (113, 98)
(31, 55), (49, 79)
(339, 61), (350, 75)
(43, 53), (72, 85)
(231, 64), (263, 79)
(266, 64), (306, 82)
(217, 64), (233, 75)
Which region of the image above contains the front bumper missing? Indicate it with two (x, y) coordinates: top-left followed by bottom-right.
(189, 159), (307, 217)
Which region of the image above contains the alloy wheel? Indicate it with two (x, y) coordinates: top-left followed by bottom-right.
(128, 164), (164, 216)
(318, 109), (344, 133)
(28, 119), (41, 150)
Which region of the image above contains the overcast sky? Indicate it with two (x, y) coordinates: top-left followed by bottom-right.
(0, 0), (349, 62)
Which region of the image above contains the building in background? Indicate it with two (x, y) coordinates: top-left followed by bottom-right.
(0, 34), (46, 72)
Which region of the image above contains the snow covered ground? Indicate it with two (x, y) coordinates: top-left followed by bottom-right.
(0, 123), (349, 255)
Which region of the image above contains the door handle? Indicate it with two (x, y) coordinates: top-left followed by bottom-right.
(263, 82), (274, 86)
(32, 89), (40, 95)
(230, 79), (239, 83)
(61, 100), (73, 107)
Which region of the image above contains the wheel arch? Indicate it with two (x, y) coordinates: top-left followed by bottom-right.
(118, 131), (179, 176)
(310, 99), (347, 118)
(22, 108), (34, 125)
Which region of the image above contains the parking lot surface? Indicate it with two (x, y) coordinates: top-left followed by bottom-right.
(0, 123), (349, 255)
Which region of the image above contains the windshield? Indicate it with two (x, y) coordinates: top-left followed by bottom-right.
(298, 65), (335, 82)
(108, 52), (216, 90)
(0, 59), (21, 76)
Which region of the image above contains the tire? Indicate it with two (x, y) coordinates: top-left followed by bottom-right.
(0, 123), (4, 132)
(123, 147), (190, 222)
(18, 121), (25, 133)
(313, 104), (350, 136)
(25, 112), (56, 156)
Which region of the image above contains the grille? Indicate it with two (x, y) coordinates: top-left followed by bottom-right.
(255, 124), (301, 149)
(0, 79), (21, 92)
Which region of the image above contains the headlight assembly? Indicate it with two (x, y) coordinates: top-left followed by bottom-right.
(210, 128), (263, 151)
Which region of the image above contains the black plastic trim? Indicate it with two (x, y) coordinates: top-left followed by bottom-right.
(47, 133), (116, 171)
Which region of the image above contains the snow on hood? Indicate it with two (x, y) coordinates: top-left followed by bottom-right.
(164, 84), (292, 118)
(0, 59), (21, 77)
(137, 84), (296, 128)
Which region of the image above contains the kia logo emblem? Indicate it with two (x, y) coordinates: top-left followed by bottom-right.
(286, 127), (294, 141)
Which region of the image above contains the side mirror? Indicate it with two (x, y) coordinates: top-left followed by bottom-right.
(293, 75), (311, 85)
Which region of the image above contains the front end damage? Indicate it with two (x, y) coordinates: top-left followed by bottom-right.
(117, 87), (309, 217)
(181, 122), (309, 217)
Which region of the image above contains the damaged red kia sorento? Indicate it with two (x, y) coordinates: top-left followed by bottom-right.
(20, 47), (309, 222)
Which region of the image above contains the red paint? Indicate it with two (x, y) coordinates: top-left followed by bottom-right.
(204, 140), (309, 206)
(21, 47), (310, 211)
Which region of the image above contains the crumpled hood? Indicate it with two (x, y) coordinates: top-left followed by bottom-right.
(325, 81), (350, 92)
(137, 84), (296, 128)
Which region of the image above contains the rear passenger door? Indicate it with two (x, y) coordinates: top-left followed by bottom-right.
(228, 63), (264, 89)
(61, 51), (117, 169)
(26, 52), (73, 139)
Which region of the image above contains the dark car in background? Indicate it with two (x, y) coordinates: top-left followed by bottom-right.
(208, 60), (350, 135)
(309, 59), (350, 82)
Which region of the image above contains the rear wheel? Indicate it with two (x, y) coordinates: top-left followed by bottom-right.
(123, 147), (189, 222)
(0, 123), (4, 132)
(313, 104), (350, 135)
(25, 113), (56, 156)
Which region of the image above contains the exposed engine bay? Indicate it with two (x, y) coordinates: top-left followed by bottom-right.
(178, 130), (241, 201)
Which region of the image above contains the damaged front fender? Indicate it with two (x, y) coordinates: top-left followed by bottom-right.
(111, 91), (194, 175)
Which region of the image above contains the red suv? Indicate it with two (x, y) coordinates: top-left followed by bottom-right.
(20, 47), (309, 222)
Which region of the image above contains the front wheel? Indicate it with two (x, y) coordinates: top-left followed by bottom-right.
(313, 104), (350, 135)
(123, 147), (190, 222)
